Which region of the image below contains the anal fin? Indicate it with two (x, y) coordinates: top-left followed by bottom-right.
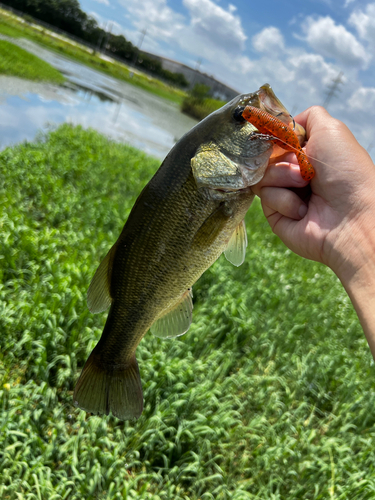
(73, 350), (143, 420)
(224, 219), (248, 267)
(150, 288), (193, 339)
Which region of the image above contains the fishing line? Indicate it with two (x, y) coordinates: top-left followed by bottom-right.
(246, 106), (338, 174)
(257, 133), (339, 172)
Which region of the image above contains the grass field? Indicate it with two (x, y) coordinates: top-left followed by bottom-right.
(0, 39), (65, 83)
(0, 10), (185, 104)
(181, 95), (225, 120)
(1, 125), (375, 499)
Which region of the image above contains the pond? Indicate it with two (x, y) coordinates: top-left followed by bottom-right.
(0, 36), (198, 159)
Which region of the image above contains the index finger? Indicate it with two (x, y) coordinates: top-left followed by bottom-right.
(251, 161), (307, 197)
(293, 106), (333, 140)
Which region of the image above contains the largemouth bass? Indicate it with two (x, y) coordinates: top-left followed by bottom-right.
(74, 85), (301, 420)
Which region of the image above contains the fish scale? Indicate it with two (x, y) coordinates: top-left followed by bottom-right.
(74, 86), (304, 420)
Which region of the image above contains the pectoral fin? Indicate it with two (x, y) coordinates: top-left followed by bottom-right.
(150, 289), (193, 339)
(192, 201), (233, 250)
(224, 219), (248, 267)
(87, 243), (117, 313)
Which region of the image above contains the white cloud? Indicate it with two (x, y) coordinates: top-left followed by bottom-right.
(344, 86), (375, 147)
(289, 53), (338, 84)
(89, 11), (123, 33)
(250, 56), (294, 84)
(235, 55), (256, 74)
(183, 0), (247, 53)
(302, 16), (370, 68)
(252, 27), (285, 54)
(106, 0), (375, 158)
(250, 53), (335, 104)
(118, 0), (184, 43)
(118, 0), (244, 58)
(348, 86), (375, 111)
(349, 3), (375, 47)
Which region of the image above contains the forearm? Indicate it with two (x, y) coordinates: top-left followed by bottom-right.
(334, 230), (375, 359)
(343, 275), (375, 359)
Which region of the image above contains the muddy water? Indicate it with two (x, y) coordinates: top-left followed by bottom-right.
(0, 37), (198, 158)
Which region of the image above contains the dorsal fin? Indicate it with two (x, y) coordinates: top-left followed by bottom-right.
(224, 219), (248, 267)
(150, 289), (193, 339)
(87, 244), (117, 313)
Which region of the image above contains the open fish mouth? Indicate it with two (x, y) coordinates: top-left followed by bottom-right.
(257, 83), (291, 120)
(256, 83), (306, 145)
(222, 148), (270, 171)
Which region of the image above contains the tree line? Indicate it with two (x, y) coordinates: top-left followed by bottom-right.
(4, 0), (189, 88)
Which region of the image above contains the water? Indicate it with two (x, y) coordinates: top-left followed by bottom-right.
(0, 37), (198, 158)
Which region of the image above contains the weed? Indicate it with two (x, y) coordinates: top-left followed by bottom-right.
(0, 39), (64, 83)
(0, 125), (374, 498)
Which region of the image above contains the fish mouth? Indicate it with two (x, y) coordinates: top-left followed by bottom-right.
(222, 148), (268, 171)
(235, 92), (262, 110)
(256, 83), (306, 145)
(257, 83), (291, 119)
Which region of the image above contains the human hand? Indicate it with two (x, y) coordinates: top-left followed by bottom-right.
(251, 105), (375, 286)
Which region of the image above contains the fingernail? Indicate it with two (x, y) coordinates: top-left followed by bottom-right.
(298, 204), (308, 218)
(290, 165), (303, 182)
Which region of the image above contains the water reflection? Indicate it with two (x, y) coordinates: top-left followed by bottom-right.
(0, 37), (197, 158)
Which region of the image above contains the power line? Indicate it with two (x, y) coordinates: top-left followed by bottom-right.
(100, 22), (113, 55)
(323, 71), (344, 109)
(96, 22), (107, 53)
(129, 28), (147, 78)
(190, 58), (202, 88)
(137, 28), (147, 52)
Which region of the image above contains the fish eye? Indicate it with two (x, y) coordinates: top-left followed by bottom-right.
(233, 106), (246, 122)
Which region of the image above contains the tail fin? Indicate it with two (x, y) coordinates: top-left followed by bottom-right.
(73, 350), (143, 420)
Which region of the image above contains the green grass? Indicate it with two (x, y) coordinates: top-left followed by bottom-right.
(1, 124), (375, 499)
(181, 96), (225, 120)
(0, 10), (185, 104)
(0, 39), (64, 83)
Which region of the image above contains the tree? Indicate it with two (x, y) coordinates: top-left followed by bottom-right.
(3, 0), (190, 88)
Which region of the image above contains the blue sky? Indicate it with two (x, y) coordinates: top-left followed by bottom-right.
(78, 0), (375, 152)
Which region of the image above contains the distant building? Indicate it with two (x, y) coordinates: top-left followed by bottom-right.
(142, 51), (239, 101)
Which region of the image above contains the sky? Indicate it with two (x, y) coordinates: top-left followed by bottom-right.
(78, 0), (375, 153)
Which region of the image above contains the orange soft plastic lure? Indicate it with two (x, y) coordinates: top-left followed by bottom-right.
(242, 106), (315, 181)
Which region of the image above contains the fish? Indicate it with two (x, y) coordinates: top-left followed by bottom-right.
(242, 106), (315, 181)
(73, 86), (294, 420)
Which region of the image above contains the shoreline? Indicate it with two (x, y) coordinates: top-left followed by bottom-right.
(0, 7), (186, 105)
